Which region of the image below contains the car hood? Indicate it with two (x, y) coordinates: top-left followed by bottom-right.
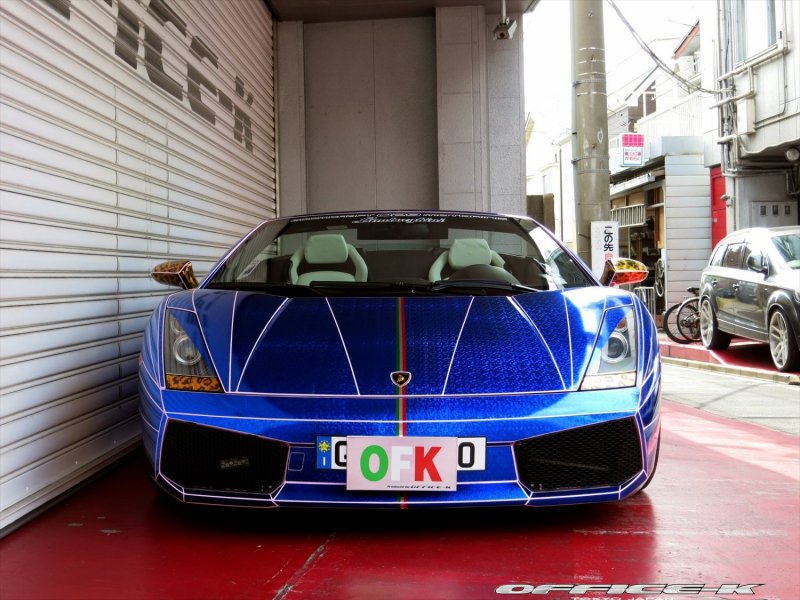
(162, 287), (638, 396)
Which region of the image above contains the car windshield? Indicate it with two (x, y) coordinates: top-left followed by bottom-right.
(205, 213), (593, 295)
(771, 233), (800, 269)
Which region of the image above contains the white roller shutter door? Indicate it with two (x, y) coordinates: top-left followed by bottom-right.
(0, 0), (276, 530)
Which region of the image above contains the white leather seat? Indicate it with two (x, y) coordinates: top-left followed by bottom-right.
(428, 238), (506, 281)
(289, 234), (368, 285)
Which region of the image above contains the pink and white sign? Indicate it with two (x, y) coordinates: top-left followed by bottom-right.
(621, 133), (645, 166)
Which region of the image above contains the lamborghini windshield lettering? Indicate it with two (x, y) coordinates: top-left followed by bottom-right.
(205, 213), (593, 295)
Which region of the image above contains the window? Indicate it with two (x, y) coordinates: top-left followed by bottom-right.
(742, 244), (767, 272)
(206, 213), (594, 293)
(771, 233), (800, 269)
(709, 244), (727, 266)
(732, 0), (777, 63)
(722, 243), (745, 269)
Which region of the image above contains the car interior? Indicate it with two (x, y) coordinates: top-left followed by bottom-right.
(215, 216), (594, 292)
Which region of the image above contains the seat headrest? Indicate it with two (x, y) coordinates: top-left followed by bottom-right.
(448, 238), (492, 269)
(304, 234), (349, 264)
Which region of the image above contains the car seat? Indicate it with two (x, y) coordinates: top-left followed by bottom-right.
(289, 234), (368, 285)
(427, 238), (508, 281)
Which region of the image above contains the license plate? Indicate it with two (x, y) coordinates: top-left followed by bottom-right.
(316, 436), (486, 492)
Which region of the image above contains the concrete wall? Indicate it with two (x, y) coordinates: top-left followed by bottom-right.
(736, 173), (797, 228)
(277, 8), (526, 217)
(302, 18), (438, 213)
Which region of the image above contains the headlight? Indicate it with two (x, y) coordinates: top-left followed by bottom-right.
(580, 306), (637, 390)
(163, 310), (222, 392)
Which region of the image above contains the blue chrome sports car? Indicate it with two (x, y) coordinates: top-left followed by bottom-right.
(139, 211), (661, 508)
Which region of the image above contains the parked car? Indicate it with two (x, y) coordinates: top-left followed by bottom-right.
(139, 210), (660, 509)
(699, 226), (800, 372)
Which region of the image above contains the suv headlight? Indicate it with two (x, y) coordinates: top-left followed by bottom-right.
(580, 306), (637, 390)
(163, 310), (222, 392)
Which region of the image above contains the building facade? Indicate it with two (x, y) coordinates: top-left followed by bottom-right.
(709, 0), (800, 232)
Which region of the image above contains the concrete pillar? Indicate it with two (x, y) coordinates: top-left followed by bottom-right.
(436, 7), (525, 215)
(436, 6), (489, 212)
(486, 11), (526, 216)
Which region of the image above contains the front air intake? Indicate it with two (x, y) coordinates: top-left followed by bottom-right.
(514, 418), (643, 492)
(160, 420), (288, 495)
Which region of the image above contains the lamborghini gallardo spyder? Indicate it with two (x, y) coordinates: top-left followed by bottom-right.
(139, 211), (660, 508)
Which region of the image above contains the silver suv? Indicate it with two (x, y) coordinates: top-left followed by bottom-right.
(699, 226), (800, 372)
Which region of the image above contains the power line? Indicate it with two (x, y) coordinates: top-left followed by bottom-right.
(605, 0), (724, 95)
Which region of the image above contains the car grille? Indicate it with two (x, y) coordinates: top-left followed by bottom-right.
(514, 418), (643, 492)
(160, 420), (288, 495)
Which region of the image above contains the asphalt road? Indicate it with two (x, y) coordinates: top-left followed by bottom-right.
(662, 363), (800, 435)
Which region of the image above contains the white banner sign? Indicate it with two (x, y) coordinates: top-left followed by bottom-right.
(591, 221), (619, 277)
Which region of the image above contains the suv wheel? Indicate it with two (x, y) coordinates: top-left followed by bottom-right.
(699, 297), (732, 350)
(769, 309), (800, 372)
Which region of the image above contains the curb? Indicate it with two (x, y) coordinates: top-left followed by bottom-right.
(660, 355), (800, 385)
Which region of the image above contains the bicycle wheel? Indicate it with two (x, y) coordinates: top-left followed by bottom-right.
(675, 297), (701, 342)
(663, 303), (692, 344)
(654, 259), (665, 297)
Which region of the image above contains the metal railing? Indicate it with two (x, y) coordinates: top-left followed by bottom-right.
(635, 92), (704, 139)
(634, 286), (656, 316)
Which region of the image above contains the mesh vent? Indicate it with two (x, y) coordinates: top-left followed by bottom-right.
(160, 420), (288, 494)
(514, 418), (643, 492)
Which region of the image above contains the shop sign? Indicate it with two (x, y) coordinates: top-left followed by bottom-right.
(591, 221), (619, 277)
(621, 133), (645, 166)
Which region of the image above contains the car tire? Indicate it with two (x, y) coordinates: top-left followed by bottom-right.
(769, 309), (800, 372)
(699, 297), (731, 350)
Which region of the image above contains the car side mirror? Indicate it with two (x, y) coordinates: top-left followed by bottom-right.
(151, 260), (199, 290)
(745, 253), (768, 275)
(599, 258), (649, 287)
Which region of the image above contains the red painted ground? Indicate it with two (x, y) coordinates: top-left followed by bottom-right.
(1, 402), (798, 600)
(660, 337), (800, 375)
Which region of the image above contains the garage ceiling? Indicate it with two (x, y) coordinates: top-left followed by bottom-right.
(266, 0), (538, 23)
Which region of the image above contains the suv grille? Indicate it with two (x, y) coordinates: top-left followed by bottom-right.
(160, 420), (288, 495)
(514, 418), (643, 492)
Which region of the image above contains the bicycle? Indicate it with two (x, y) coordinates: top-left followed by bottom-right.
(654, 258), (665, 298)
(662, 286), (700, 344)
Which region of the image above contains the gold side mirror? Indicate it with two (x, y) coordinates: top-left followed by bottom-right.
(151, 260), (198, 290)
(600, 258), (649, 287)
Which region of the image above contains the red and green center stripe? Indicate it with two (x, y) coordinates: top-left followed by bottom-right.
(395, 297), (409, 508)
(395, 297), (408, 437)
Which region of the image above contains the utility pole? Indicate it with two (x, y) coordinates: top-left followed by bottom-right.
(570, 0), (610, 266)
